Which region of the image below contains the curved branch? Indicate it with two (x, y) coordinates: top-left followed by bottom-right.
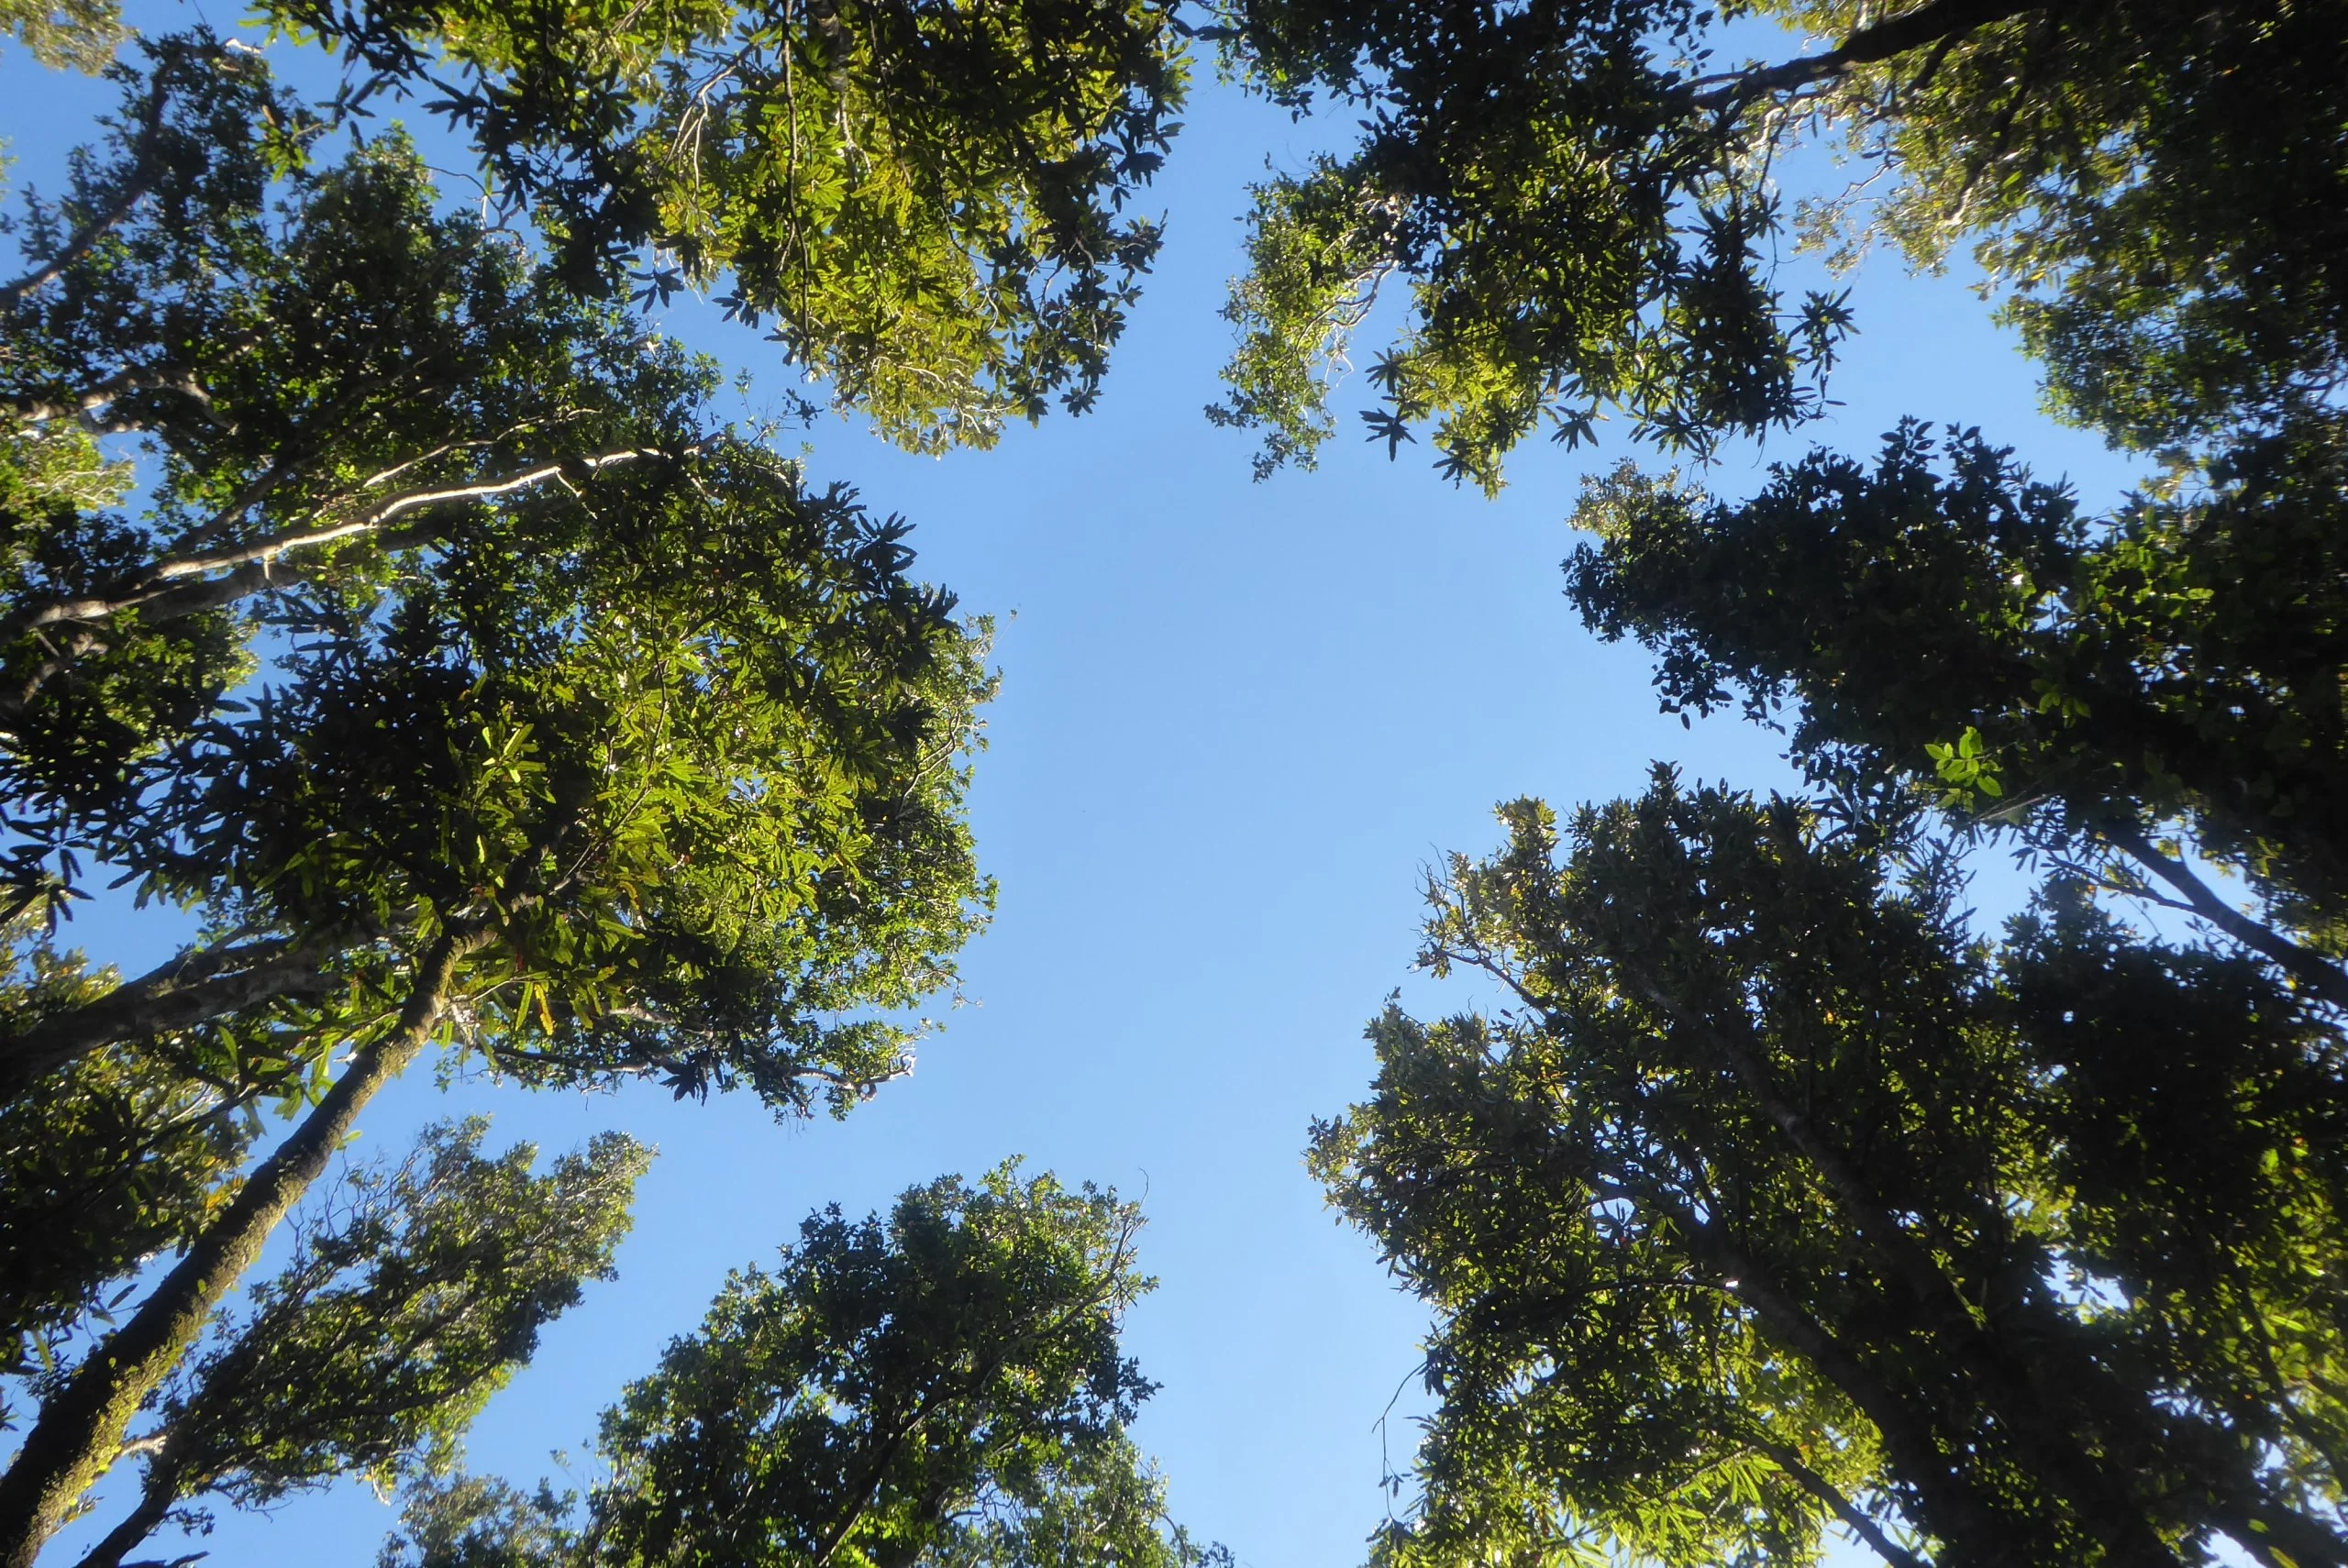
(11, 369), (218, 436)
(4, 75), (170, 303)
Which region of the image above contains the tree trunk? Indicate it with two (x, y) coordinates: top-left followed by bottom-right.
(1618, 960), (2192, 1567)
(0, 930), (482, 1568)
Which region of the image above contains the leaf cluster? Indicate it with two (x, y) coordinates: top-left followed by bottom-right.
(3, 46), (996, 1119)
(0, 945), (258, 1395)
(1565, 415), (2348, 950)
(1774, 0), (2348, 449)
(259, 0), (1191, 449)
(1206, 0), (2348, 487)
(1205, 0), (1850, 491)
(141, 1120), (646, 1513)
(0, 0), (122, 72)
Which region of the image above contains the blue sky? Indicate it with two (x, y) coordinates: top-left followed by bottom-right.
(6, 24), (2150, 1568)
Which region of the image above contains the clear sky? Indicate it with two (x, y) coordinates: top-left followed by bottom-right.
(7, 24), (2149, 1568)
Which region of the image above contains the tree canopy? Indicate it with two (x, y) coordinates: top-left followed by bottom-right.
(261, 0), (1190, 449)
(1202, 0), (2348, 487)
(1566, 416), (2348, 960)
(70, 1118), (648, 1568)
(1318, 776), (2348, 1568)
(1251, 6), (2348, 1568)
(375, 1165), (1221, 1568)
(9, 0), (2348, 1564)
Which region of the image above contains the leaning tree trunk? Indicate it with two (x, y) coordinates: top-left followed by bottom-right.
(0, 930), (483, 1568)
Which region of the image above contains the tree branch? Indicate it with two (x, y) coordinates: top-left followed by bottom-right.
(5, 73), (171, 303)
(0, 447), (675, 647)
(0, 926), (489, 1568)
(2100, 825), (2348, 1010)
(0, 935), (348, 1105)
(1596, 1169), (2000, 1555)
(68, 1461), (179, 1568)
(1746, 1436), (1931, 1568)
(1689, 0), (2056, 112)
(1611, 960), (2189, 1566)
(16, 370), (231, 437)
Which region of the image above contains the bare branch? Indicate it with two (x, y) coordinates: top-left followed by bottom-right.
(6, 74), (172, 303)
(9, 366), (226, 436)
(6, 446), (675, 642)
(0, 444), (688, 715)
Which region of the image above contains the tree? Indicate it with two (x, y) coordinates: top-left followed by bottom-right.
(1326, 383), (2348, 1568)
(1316, 775), (2348, 1568)
(66, 1118), (648, 1568)
(0, 41), (994, 1101)
(0, 1), (1202, 1562)
(1563, 414), (2348, 977)
(1201, 0), (2348, 488)
(373, 1165), (1224, 1568)
(0, 940), (263, 1402)
(0, 406), (992, 1564)
(0, 43), (993, 1564)
(1234, 6), (2348, 1557)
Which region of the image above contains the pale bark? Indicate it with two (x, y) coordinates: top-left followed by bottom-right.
(0, 447), (671, 646)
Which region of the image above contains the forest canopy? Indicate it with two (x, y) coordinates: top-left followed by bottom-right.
(3, 0), (2345, 1566)
(1273, 0), (2348, 1564)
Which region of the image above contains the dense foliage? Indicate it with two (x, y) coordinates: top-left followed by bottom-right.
(1252, 3), (2348, 1567)
(1202, 0), (2348, 488)
(376, 1166), (1220, 1568)
(262, 0), (1190, 449)
(7, 0), (2346, 1564)
(1567, 417), (2348, 960)
(1321, 778), (2348, 1568)
(72, 1119), (648, 1568)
